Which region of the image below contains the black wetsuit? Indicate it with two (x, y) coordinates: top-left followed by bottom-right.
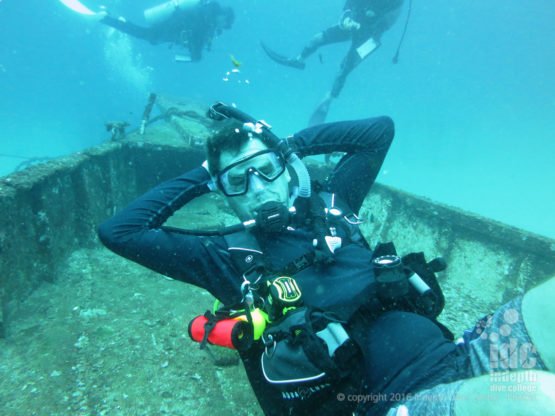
(101, 2), (224, 61)
(98, 117), (469, 415)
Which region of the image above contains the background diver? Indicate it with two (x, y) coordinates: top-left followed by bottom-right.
(262, 0), (408, 125)
(60, 0), (235, 62)
(99, 102), (555, 415)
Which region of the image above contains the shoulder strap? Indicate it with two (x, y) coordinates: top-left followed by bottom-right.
(318, 191), (370, 249)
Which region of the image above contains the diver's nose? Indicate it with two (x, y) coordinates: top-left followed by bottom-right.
(249, 172), (266, 193)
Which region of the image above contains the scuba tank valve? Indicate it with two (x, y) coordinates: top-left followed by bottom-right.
(144, 0), (199, 26)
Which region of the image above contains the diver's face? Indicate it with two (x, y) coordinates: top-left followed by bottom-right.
(218, 138), (290, 221)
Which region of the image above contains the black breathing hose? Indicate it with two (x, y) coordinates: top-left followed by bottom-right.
(392, 0), (413, 64)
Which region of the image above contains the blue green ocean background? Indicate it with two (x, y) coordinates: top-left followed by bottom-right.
(1, 0), (554, 238)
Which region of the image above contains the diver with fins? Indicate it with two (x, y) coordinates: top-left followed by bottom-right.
(262, 0), (409, 126)
(58, 0), (235, 63)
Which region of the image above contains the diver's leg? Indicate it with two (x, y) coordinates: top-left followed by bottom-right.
(311, 31), (381, 125)
(330, 23), (383, 97)
(100, 15), (154, 41)
(330, 48), (361, 98)
(385, 371), (555, 416)
(298, 25), (350, 60)
(453, 370), (555, 416)
(263, 25), (349, 69)
(522, 276), (555, 370)
(448, 277), (555, 415)
(308, 49), (360, 126)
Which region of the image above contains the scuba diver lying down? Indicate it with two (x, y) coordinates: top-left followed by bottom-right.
(98, 103), (555, 415)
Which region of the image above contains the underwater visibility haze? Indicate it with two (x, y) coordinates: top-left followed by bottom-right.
(1, 1), (555, 415)
(0, 0), (554, 237)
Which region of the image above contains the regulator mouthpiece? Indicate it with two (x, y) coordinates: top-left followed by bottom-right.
(255, 201), (294, 233)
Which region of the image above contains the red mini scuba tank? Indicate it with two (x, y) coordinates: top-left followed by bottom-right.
(188, 314), (253, 350)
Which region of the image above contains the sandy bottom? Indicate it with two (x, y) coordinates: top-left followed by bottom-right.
(0, 248), (262, 416)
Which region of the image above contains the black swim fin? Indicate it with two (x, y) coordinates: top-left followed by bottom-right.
(308, 96), (333, 126)
(261, 42), (305, 70)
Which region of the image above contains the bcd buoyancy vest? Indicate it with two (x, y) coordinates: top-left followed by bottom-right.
(222, 190), (449, 323)
(196, 191), (450, 414)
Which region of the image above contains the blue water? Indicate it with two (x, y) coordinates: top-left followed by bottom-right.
(1, 0), (554, 238)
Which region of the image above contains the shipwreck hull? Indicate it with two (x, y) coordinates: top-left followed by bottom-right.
(0, 108), (554, 414)
(2, 127), (554, 334)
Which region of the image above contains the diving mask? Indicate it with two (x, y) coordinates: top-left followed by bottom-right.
(217, 149), (286, 196)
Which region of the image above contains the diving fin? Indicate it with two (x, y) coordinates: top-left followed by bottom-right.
(261, 42), (305, 70)
(58, 0), (96, 15)
(308, 95), (333, 126)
